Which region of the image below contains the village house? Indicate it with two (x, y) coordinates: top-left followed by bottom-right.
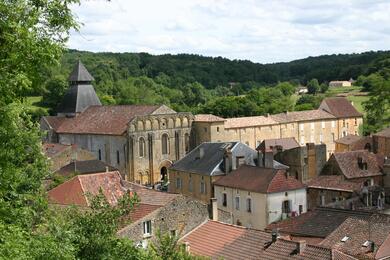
(335, 134), (373, 153)
(42, 142), (96, 172)
(266, 207), (376, 245)
(271, 142), (327, 183)
(213, 165), (306, 230)
(179, 220), (333, 260)
(47, 171), (208, 248)
(373, 127), (390, 157)
(117, 183), (208, 248)
(319, 215), (390, 259)
(328, 81), (352, 87)
(168, 142), (259, 204)
(307, 150), (386, 210)
(41, 61), (193, 185)
(192, 97), (363, 157)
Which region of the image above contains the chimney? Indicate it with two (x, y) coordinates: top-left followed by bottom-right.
(210, 198), (218, 221)
(199, 147), (204, 159)
(106, 166), (109, 172)
(223, 147), (233, 174)
(297, 241), (306, 255)
(271, 229), (279, 243)
(264, 150), (274, 168)
(184, 242), (191, 253)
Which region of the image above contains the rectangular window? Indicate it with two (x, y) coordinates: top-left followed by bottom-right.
(222, 193), (227, 207)
(355, 118), (358, 126)
(332, 133), (335, 141)
(217, 127), (220, 132)
(246, 198), (252, 213)
(235, 196), (240, 210)
(98, 149), (102, 161)
(143, 220), (152, 236)
(300, 124), (304, 131)
(299, 205), (303, 215)
(332, 121), (335, 128)
(311, 122), (314, 130)
(116, 150), (120, 164)
(200, 181), (206, 194)
(176, 178), (182, 189)
(322, 121), (325, 129)
(188, 176), (193, 192)
(282, 200), (291, 214)
(343, 120), (346, 127)
(320, 133), (323, 143)
(204, 127), (207, 132)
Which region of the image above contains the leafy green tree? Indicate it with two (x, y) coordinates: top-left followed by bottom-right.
(42, 75), (68, 113)
(320, 82), (329, 93)
(307, 79), (320, 94)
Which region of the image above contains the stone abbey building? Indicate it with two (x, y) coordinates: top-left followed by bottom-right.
(42, 61), (363, 185)
(41, 61), (193, 185)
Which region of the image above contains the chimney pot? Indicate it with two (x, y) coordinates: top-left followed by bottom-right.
(105, 166), (109, 172)
(298, 241), (306, 254)
(211, 198), (218, 221)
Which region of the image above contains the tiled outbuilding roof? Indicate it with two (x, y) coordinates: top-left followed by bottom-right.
(332, 150), (383, 179)
(213, 165), (305, 194)
(56, 105), (161, 135)
(319, 97), (362, 118)
(307, 176), (362, 193)
(42, 143), (72, 158)
(335, 135), (363, 145)
(180, 220), (332, 259)
(127, 203), (162, 222)
(48, 171), (126, 206)
(271, 110), (335, 123)
(194, 114), (225, 122)
(266, 208), (373, 238)
(224, 115), (278, 128)
(374, 127), (390, 138)
(320, 215), (390, 259)
(42, 116), (69, 131)
(125, 182), (178, 206)
(55, 160), (118, 177)
(257, 137), (300, 152)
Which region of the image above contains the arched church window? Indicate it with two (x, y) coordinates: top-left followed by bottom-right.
(184, 133), (190, 153)
(139, 137), (145, 157)
(162, 133), (169, 155)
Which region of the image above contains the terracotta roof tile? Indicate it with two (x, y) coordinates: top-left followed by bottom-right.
(127, 203), (161, 222)
(56, 105), (160, 135)
(320, 97), (362, 118)
(42, 116), (69, 131)
(376, 232), (390, 260)
(180, 220), (332, 259)
(48, 171), (126, 206)
(320, 215), (390, 259)
(335, 135), (364, 145)
(214, 165), (305, 194)
(125, 182), (178, 206)
(266, 208), (373, 238)
(224, 116), (277, 128)
(55, 160), (118, 177)
(194, 114), (225, 122)
(307, 176), (362, 192)
(332, 150), (383, 179)
(42, 142), (72, 158)
(374, 127), (390, 138)
(257, 138), (300, 152)
(271, 110), (335, 123)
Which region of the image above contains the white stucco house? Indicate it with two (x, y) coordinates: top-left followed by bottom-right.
(213, 165), (307, 230)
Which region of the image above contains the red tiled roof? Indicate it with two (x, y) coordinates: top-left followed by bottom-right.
(320, 215), (390, 259)
(180, 220), (332, 259)
(48, 171), (126, 206)
(335, 135), (363, 145)
(376, 232), (390, 260)
(374, 127), (390, 138)
(320, 97), (362, 118)
(42, 142), (72, 158)
(307, 176), (362, 193)
(332, 250), (358, 260)
(56, 105), (160, 135)
(42, 116), (69, 131)
(271, 110), (335, 123)
(213, 165), (305, 194)
(125, 182), (178, 206)
(194, 114), (225, 122)
(127, 203), (161, 222)
(224, 115), (277, 128)
(257, 137), (300, 152)
(332, 150), (383, 179)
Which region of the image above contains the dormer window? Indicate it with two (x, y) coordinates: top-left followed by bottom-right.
(341, 236), (350, 242)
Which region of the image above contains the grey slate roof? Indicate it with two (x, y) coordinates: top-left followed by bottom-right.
(68, 60), (94, 82)
(170, 142), (257, 176)
(57, 84), (102, 114)
(58, 60), (101, 114)
(55, 160), (117, 177)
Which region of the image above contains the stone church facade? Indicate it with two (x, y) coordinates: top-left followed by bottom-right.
(41, 61), (192, 185)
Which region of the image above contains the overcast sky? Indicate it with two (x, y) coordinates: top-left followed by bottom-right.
(68, 0), (390, 63)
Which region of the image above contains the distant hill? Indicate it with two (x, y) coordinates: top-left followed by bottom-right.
(58, 49), (390, 88)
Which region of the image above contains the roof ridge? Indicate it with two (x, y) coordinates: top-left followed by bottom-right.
(77, 175), (89, 206)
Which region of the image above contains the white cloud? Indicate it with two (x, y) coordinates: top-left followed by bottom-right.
(68, 0), (390, 63)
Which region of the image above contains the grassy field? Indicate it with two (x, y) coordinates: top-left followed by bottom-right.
(23, 96), (49, 113)
(346, 95), (369, 115)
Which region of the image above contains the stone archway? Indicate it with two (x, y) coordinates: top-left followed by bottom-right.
(159, 160), (172, 182)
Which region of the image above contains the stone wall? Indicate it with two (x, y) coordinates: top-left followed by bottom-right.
(117, 195), (209, 244)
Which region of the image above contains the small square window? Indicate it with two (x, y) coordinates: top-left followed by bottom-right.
(143, 220), (152, 236)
